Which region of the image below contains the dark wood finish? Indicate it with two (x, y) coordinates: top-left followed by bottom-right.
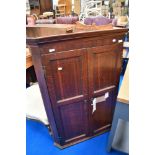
(26, 25), (128, 148)
(39, 0), (53, 14)
(42, 49), (89, 144)
(29, 46), (60, 144)
(29, 0), (53, 15)
(87, 43), (123, 135)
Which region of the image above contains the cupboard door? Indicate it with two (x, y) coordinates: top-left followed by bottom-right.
(87, 43), (123, 134)
(41, 49), (89, 144)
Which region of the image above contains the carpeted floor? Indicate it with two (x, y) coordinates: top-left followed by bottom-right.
(26, 120), (126, 155)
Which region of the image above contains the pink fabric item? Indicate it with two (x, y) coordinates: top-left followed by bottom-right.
(56, 16), (79, 24)
(84, 16), (117, 26)
(35, 19), (55, 24)
(27, 16), (36, 26)
(112, 19), (117, 26)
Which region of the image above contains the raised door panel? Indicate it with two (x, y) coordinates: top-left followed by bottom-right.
(48, 56), (83, 102)
(90, 90), (117, 134)
(42, 49), (88, 103)
(88, 44), (122, 94)
(41, 49), (89, 144)
(87, 43), (123, 134)
(59, 101), (88, 142)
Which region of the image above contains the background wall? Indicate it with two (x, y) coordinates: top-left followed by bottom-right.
(53, 0), (58, 6)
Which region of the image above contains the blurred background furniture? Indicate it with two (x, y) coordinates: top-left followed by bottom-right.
(27, 14), (38, 26)
(26, 48), (37, 87)
(56, 16), (79, 24)
(26, 0), (129, 28)
(116, 15), (129, 27)
(26, 0), (31, 15)
(55, 4), (66, 17)
(101, 0), (110, 18)
(54, 0), (72, 17)
(74, 0), (81, 15)
(26, 48), (33, 69)
(79, 0), (102, 21)
(58, 0), (72, 15)
(29, 0), (39, 9)
(107, 64), (129, 154)
(35, 16), (78, 25)
(29, 0), (53, 15)
(43, 11), (54, 18)
(84, 15), (117, 26)
(26, 83), (52, 135)
(35, 18), (55, 24)
(111, 0), (129, 18)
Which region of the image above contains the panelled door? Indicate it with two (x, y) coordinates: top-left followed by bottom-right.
(41, 49), (89, 145)
(87, 43), (123, 135)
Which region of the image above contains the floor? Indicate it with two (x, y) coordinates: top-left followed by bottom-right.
(26, 119), (126, 155)
(26, 75), (126, 155)
(119, 75), (124, 90)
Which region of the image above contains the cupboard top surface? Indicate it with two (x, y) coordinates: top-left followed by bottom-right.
(26, 24), (74, 38)
(26, 24), (128, 44)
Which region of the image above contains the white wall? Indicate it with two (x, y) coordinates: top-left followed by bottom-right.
(53, 0), (58, 6)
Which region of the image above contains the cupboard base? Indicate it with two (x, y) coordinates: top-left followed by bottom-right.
(54, 125), (111, 149)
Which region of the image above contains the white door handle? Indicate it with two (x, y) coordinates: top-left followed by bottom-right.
(49, 49), (55, 53)
(118, 39), (123, 43)
(58, 67), (63, 71)
(112, 39), (117, 43)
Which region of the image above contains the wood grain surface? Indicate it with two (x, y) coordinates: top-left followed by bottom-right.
(26, 25), (128, 148)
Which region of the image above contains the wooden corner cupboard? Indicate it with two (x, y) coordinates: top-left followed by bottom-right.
(26, 24), (128, 149)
